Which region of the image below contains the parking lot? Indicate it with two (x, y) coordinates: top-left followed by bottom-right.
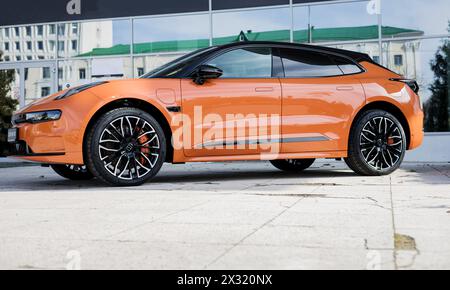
(0, 160), (449, 270)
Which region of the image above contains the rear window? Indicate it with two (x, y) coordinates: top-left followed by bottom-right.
(279, 48), (343, 78)
(331, 55), (363, 75)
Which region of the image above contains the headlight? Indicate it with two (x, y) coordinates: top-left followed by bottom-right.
(55, 81), (108, 100)
(13, 110), (62, 124)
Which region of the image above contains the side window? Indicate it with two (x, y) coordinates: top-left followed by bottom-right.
(331, 55), (363, 75)
(207, 47), (272, 78)
(279, 48), (343, 78)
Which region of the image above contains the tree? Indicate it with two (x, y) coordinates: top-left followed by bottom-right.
(0, 51), (18, 156)
(424, 23), (450, 132)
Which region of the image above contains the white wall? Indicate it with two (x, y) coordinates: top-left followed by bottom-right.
(79, 21), (113, 55)
(405, 133), (450, 163)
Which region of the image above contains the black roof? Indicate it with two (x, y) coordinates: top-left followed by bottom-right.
(215, 41), (372, 63)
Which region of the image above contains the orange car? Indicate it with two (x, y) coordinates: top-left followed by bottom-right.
(8, 41), (424, 186)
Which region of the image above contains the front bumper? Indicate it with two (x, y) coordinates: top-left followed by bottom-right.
(8, 114), (84, 165)
(10, 118), (66, 152)
(8, 89), (105, 165)
(8, 140), (65, 157)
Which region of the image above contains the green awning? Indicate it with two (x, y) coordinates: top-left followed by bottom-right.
(77, 25), (424, 57)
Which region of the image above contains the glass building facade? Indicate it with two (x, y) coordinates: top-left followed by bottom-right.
(0, 0), (449, 132)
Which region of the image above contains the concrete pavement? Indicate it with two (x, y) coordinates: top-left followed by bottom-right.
(0, 160), (449, 270)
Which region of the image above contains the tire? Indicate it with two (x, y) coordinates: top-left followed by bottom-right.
(270, 159), (316, 172)
(345, 109), (407, 176)
(51, 164), (94, 180)
(85, 108), (167, 186)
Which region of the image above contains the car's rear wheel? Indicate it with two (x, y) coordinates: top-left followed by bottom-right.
(270, 159), (316, 172)
(345, 110), (406, 176)
(85, 108), (166, 186)
(51, 164), (94, 180)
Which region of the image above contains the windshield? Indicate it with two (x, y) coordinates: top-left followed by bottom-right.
(141, 46), (218, 78)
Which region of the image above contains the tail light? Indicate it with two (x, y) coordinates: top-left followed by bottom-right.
(390, 78), (420, 94)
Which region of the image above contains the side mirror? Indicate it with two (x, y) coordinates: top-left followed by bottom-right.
(193, 65), (223, 85)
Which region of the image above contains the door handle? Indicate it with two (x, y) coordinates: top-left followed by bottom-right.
(336, 86), (354, 91)
(255, 87), (274, 92)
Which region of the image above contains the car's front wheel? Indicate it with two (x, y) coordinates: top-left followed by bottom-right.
(85, 108), (166, 186)
(51, 164), (94, 180)
(270, 159), (316, 172)
(345, 110), (407, 176)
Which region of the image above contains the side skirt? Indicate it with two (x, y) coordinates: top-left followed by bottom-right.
(181, 151), (348, 163)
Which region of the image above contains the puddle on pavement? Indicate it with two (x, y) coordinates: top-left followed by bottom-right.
(395, 234), (417, 251)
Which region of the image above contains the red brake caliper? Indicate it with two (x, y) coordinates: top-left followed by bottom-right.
(387, 136), (395, 145)
(138, 132), (150, 165)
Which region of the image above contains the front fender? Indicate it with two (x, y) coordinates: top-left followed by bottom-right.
(75, 79), (183, 162)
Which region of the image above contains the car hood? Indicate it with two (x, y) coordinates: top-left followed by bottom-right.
(15, 78), (181, 115)
(16, 90), (68, 113)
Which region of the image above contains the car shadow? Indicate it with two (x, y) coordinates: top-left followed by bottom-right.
(2, 167), (357, 192)
(152, 169), (356, 184)
(2, 162), (448, 193)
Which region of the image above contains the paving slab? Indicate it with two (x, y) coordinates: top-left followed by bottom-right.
(0, 160), (448, 269)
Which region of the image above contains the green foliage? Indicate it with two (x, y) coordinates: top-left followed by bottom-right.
(424, 23), (450, 132)
(0, 51), (18, 156)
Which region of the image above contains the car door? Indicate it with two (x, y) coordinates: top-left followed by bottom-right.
(181, 46), (282, 158)
(276, 47), (366, 154)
